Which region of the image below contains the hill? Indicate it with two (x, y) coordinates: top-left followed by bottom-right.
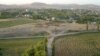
(0, 2), (100, 10)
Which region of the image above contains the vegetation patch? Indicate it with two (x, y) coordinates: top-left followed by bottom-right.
(0, 48), (4, 56)
(22, 40), (47, 56)
(0, 37), (45, 56)
(0, 19), (34, 28)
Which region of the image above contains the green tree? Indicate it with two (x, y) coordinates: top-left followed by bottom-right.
(0, 48), (3, 56)
(22, 47), (35, 56)
(22, 40), (47, 56)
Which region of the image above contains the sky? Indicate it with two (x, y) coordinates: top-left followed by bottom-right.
(0, 0), (100, 5)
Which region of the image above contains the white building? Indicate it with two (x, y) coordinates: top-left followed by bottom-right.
(51, 17), (55, 21)
(25, 9), (29, 12)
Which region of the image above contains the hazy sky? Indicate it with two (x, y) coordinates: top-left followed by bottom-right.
(0, 0), (100, 5)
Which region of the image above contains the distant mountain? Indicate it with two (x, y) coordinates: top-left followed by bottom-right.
(0, 2), (100, 10)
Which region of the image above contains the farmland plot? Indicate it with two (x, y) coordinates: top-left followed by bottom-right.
(55, 32), (100, 56)
(0, 38), (44, 56)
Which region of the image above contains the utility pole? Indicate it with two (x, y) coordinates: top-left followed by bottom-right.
(86, 21), (89, 31)
(97, 18), (100, 31)
(0, 12), (1, 16)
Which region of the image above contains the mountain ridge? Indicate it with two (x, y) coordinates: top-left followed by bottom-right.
(0, 2), (100, 10)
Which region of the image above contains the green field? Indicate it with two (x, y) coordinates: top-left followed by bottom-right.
(54, 32), (100, 56)
(0, 19), (34, 28)
(0, 37), (44, 56)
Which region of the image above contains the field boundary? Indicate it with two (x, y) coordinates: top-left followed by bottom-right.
(0, 36), (47, 39)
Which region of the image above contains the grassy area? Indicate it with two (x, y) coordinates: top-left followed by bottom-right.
(55, 32), (100, 56)
(0, 37), (44, 56)
(0, 19), (34, 28)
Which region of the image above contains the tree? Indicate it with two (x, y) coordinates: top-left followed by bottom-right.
(22, 47), (35, 56)
(0, 48), (3, 56)
(22, 40), (47, 56)
(34, 41), (46, 56)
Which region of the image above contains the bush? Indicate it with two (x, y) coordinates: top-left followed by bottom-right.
(22, 39), (47, 56)
(0, 48), (3, 56)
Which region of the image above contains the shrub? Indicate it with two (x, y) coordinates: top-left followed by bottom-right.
(22, 40), (47, 56)
(0, 48), (3, 56)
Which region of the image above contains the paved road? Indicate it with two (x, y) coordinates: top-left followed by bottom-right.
(47, 36), (55, 56)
